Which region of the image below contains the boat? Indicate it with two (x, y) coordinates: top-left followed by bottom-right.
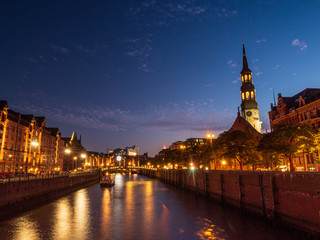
(100, 176), (115, 187)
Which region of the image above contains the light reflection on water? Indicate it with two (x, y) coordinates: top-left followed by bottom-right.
(10, 215), (40, 240)
(0, 174), (303, 240)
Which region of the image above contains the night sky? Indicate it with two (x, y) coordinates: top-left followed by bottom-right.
(1, 1), (320, 156)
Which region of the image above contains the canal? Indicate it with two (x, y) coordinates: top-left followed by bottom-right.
(0, 174), (303, 240)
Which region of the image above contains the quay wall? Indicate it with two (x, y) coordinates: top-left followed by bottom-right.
(140, 169), (320, 236)
(0, 173), (99, 219)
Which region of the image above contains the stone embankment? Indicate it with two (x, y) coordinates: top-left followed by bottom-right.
(0, 172), (99, 219)
(140, 169), (320, 236)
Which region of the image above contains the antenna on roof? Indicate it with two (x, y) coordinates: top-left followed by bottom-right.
(273, 89), (276, 106)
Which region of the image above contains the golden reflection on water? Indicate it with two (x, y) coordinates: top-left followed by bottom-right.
(11, 215), (40, 240)
(73, 189), (90, 239)
(53, 199), (72, 240)
(100, 188), (112, 238)
(52, 188), (90, 240)
(196, 218), (226, 240)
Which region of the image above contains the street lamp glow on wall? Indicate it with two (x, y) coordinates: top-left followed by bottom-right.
(31, 141), (39, 147)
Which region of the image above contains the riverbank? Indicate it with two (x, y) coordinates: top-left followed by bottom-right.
(0, 172), (99, 220)
(139, 169), (320, 237)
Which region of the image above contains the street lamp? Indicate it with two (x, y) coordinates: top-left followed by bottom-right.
(65, 149), (71, 154)
(207, 133), (215, 145)
(30, 141), (40, 173)
(31, 141), (39, 147)
(74, 156), (77, 170)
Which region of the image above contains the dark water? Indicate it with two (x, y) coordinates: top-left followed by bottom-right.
(0, 174), (303, 240)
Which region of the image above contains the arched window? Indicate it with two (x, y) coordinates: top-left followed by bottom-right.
(242, 92), (245, 100)
(245, 75), (248, 81)
(251, 91), (254, 99)
(241, 76), (244, 83)
(246, 92), (250, 99)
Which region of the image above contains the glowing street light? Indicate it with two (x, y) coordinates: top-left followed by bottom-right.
(222, 160), (226, 165)
(31, 141), (39, 147)
(81, 154), (87, 158)
(65, 149), (71, 154)
(207, 133), (215, 146)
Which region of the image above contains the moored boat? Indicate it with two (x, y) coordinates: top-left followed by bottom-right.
(100, 176), (115, 187)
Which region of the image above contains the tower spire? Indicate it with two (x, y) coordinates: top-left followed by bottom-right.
(241, 41), (252, 74)
(239, 41), (261, 133)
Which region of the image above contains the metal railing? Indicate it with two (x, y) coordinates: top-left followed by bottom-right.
(0, 171), (98, 183)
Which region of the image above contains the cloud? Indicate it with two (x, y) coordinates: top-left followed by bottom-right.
(12, 95), (235, 134)
(226, 60), (238, 68)
(49, 44), (69, 54)
(252, 58), (259, 63)
(139, 63), (153, 72)
(205, 83), (215, 88)
(24, 57), (37, 63)
(127, 1), (224, 25)
(232, 77), (241, 84)
(256, 39), (266, 43)
(71, 43), (108, 55)
(255, 72), (263, 76)
(291, 39), (308, 51)
(217, 8), (238, 17)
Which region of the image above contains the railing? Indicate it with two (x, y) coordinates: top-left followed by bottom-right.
(0, 171), (98, 183)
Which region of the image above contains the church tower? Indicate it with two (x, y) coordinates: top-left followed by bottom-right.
(240, 42), (261, 133)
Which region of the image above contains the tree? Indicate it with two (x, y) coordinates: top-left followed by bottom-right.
(258, 131), (284, 169)
(216, 130), (260, 170)
(259, 124), (315, 171)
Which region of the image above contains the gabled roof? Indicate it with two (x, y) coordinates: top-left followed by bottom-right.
(46, 127), (60, 137)
(0, 100), (8, 110)
(280, 88), (320, 109)
(229, 112), (262, 140)
(71, 131), (78, 142)
(35, 116), (46, 126)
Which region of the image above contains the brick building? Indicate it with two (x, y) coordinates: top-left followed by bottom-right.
(87, 152), (113, 169)
(268, 88), (320, 171)
(269, 88), (320, 130)
(62, 132), (87, 171)
(0, 101), (64, 173)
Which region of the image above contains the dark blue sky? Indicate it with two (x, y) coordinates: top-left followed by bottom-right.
(1, 0), (320, 156)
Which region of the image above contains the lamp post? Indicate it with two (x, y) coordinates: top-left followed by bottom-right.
(64, 148), (71, 171)
(74, 156), (77, 170)
(80, 153), (86, 170)
(31, 141), (39, 173)
(207, 133), (215, 146)
(206, 133), (215, 169)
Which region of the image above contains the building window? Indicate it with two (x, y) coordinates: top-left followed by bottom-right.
(251, 91), (254, 99)
(241, 76), (244, 83)
(241, 93), (245, 100)
(246, 92), (250, 99)
(304, 112), (307, 120)
(245, 75), (248, 81)
(310, 154), (314, 164)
